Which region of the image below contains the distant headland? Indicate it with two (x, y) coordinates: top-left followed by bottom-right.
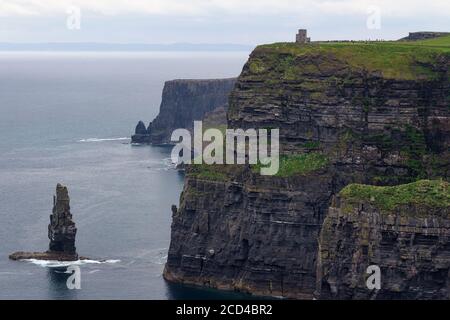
(0, 43), (254, 52)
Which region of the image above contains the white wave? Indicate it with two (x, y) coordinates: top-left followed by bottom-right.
(163, 157), (177, 164)
(23, 259), (120, 268)
(78, 137), (129, 143)
(88, 269), (101, 274)
(153, 254), (168, 265)
(162, 157), (178, 169)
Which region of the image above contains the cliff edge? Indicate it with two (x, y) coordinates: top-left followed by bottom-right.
(164, 34), (450, 299)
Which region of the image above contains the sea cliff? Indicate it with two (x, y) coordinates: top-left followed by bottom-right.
(318, 180), (450, 299)
(132, 78), (236, 144)
(164, 35), (450, 299)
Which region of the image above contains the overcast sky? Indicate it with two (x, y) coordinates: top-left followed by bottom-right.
(0, 0), (449, 44)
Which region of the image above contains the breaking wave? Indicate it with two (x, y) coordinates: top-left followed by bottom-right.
(78, 137), (129, 143)
(23, 259), (121, 268)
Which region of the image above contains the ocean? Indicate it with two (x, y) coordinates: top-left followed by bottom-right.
(0, 51), (250, 299)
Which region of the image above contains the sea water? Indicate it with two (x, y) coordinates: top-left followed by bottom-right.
(0, 51), (251, 299)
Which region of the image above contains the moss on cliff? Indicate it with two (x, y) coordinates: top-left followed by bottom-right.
(340, 179), (449, 211)
(277, 153), (328, 177)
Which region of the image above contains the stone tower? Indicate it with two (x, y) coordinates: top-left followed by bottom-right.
(296, 29), (311, 44)
(48, 184), (77, 256)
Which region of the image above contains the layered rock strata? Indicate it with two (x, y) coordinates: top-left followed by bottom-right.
(164, 166), (334, 298)
(317, 180), (450, 299)
(164, 36), (450, 298)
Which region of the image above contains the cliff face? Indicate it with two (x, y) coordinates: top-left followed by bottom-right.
(318, 180), (450, 299)
(132, 78), (236, 144)
(228, 43), (450, 184)
(164, 38), (450, 298)
(164, 167), (334, 298)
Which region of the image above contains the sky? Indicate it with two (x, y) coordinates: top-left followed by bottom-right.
(0, 0), (449, 44)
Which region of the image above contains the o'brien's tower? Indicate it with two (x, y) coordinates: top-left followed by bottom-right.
(296, 29), (311, 44)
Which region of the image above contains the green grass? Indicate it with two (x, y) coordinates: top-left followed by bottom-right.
(249, 59), (266, 74)
(407, 35), (450, 48)
(302, 141), (320, 149)
(340, 179), (450, 211)
(189, 153), (328, 179)
(188, 164), (229, 181)
(253, 152), (328, 177)
(254, 35), (450, 80)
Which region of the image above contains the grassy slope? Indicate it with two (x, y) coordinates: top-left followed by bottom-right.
(252, 153), (328, 177)
(340, 180), (449, 212)
(256, 35), (450, 80)
(189, 153), (328, 180)
(409, 35), (450, 47)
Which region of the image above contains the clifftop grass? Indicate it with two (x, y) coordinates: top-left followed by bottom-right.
(410, 35), (450, 48)
(187, 152), (329, 180)
(340, 179), (450, 212)
(188, 164), (230, 181)
(253, 152), (328, 177)
(254, 35), (450, 80)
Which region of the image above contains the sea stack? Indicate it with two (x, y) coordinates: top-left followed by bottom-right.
(48, 184), (77, 256)
(9, 184), (80, 261)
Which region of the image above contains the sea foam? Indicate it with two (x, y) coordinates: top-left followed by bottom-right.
(23, 259), (121, 268)
(78, 137), (129, 143)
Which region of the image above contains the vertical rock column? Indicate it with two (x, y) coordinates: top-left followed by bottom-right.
(48, 184), (77, 257)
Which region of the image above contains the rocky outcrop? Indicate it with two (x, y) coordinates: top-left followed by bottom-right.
(132, 121), (151, 144)
(48, 184), (77, 255)
(317, 180), (450, 299)
(164, 36), (450, 298)
(164, 166), (334, 298)
(10, 184), (80, 261)
(135, 121), (148, 135)
(132, 78), (236, 144)
(9, 251), (81, 261)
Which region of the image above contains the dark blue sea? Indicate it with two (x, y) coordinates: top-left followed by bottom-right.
(0, 51), (249, 299)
